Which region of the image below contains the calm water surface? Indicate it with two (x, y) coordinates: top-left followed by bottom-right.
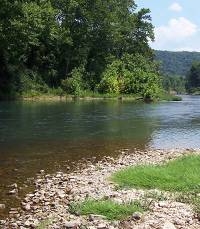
(0, 95), (200, 216)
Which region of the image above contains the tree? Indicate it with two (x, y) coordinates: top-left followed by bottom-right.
(0, 0), (160, 100)
(186, 62), (200, 93)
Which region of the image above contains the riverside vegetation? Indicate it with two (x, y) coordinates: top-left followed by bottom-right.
(1, 0), (175, 101)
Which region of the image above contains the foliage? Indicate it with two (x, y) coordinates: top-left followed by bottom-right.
(111, 155), (200, 192)
(0, 0), (160, 100)
(158, 91), (182, 101)
(98, 54), (161, 99)
(61, 67), (85, 95)
(161, 75), (186, 94)
(186, 62), (200, 93)
(69, 199), (144, 220)
(155, 50), (200, 77)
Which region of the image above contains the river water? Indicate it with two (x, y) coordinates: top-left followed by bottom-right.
(0, 95), (200, 216)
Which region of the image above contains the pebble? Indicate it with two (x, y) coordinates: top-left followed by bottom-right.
(8, 189), (18, 195)
(97, 223), (107, 229)
(64, 220), (80, 228)
(132, 212), (142, 221)
(162, 221), (177, 229)
(23, 203), (31, 211)
(0, 204), (6, 209)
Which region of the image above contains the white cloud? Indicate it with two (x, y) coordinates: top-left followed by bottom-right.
(152, 17), (198, 50)
(173, 46), (200, 52)
(169, 2), (183, 12)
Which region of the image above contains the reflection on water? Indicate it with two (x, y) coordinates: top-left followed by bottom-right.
(0, 95), (200, 217)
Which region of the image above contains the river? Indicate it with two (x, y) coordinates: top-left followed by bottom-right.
(0, 95), (200, 217)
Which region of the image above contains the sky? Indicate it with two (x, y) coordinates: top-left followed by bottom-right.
(136, 0), (200, 51)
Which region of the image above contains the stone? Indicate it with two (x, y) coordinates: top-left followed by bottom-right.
(64, 220), (80, 228)
(40, 170), (45, 174)
(57, 190), (66, 198)
(97, 223), (107, 229)
(88, 214), (107, 221)
(10, 183), (18, 188)
(11, 223), (18, 228)
(0, 204), (5, 209)
(23, 203), (31, 211)
(8, 189), (18, 195)
(132, 212), (142, 221)
(162, 221), (177, 229)
(158, 201), (168, 208)
(24, 220), (31, 227)
(30, 219), (39, 228)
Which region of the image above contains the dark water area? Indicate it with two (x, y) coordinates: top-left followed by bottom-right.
(0, 95), (200, 217)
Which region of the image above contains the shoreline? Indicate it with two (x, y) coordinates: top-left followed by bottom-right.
(3, 93), (182, 102)
(21, 95), (143, 102)
(1, 149), (200, 228)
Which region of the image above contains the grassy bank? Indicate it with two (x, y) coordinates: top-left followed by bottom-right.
(20, 91), (182, 102)
(158, 91), (182, 101)
(110, 155), (200, 218)
(70, 199), (144, 220)
(66, 154), (200, 222)
(111, 155), (200, 192)
(21, 92), (143, 102)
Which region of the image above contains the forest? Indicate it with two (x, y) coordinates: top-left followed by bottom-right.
(156, 50), (200, 94)
(155, 50), (200, 77)
(0, 0), (162, 100)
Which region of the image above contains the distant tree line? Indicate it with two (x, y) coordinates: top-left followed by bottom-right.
(161, 75), (186, 94)
(0, 0), (161, 100)
(155, 50), (200, 94)
(186, 62), (200, 94)
(155, 50), (200, 77)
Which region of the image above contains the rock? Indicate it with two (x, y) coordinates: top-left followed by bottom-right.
(0, 204), (5, 209)
(8, 189), (18, 195)
(10, 222), (18, 227)
(162, 221), (177, 229)
(23, 203), (31, 211)
(10, 183), (18, 188)
(24, 220), (31, 227)
(132, 212), (142, 221)
(97, 223), (107, 229)
(64, 220), (80, 228)
(30, 219), (39, 228)
(158, 201), (168, 208)
(88, 214), (107, 221)
(57, 190), (66, 198)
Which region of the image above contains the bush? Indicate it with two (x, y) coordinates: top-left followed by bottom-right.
(19, 70), (49, 96)
(98, 54), (161, 100)
(61, 67), (85, 96)
(98, 60), (122, 94)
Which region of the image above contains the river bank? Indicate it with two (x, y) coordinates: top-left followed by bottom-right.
(19, 92), (182, 102)
(21, 94), (143, 102)
(1, 149), (200, 229)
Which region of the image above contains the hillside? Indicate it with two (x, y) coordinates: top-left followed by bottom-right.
(155, 50), (200, 76)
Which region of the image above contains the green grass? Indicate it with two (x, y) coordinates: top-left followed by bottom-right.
(69, 199), (144, 220)
(159, 91), (182, 101)
(111, 155), (200, 192)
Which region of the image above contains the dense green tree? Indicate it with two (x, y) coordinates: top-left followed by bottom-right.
(0, 0), (161, 100)
(98, 54), (160, 99)
(186, 62), (200, 93)
(155, 50), (200, 77)
(162, 75), (186, 94)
